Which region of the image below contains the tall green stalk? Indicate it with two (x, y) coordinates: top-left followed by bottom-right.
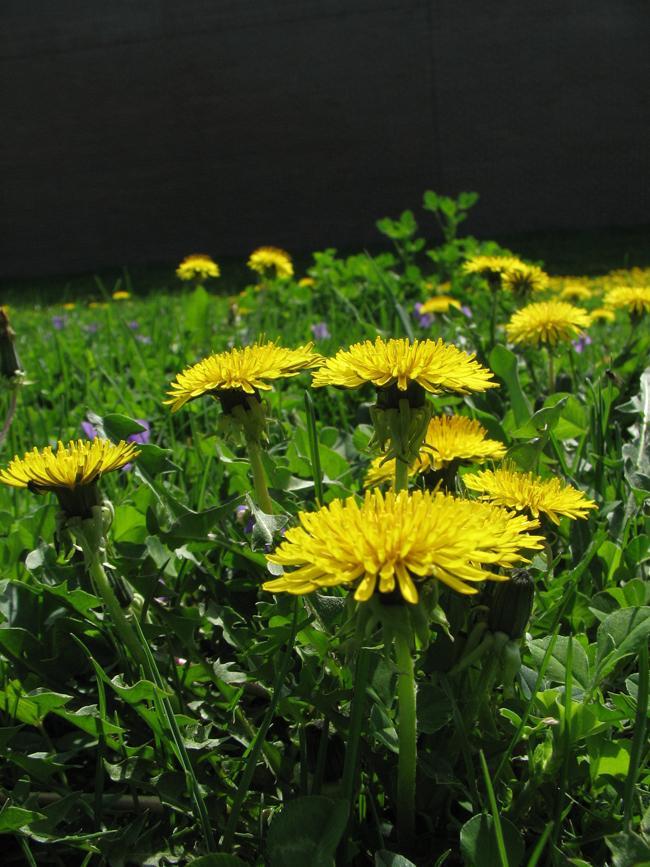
(88, 549), (147, 671)
(394, 630), (417, 847)
(394, 457), (410, 493)
(247, 439), (274, 514)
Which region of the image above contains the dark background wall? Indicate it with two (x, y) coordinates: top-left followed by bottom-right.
(2, 0), (650, 277)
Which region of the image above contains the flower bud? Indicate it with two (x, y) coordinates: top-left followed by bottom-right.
(0, 307), (23, 382)
(488, 568), (535, 640)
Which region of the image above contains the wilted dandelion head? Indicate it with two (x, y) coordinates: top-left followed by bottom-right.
(248, 247), (293, 279)
(312, 337), (497, 395)
(176, 254), (220, 282)
(462, 461), (597, 525)
(263, 488), (543, 602)
(164, 339), (322, 412)
(506, 300), (591, 347)
(364, 414), (507, 487)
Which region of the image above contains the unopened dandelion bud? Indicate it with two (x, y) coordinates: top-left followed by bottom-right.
(0, 307), (23, 383)
(489, 568), (535, 640)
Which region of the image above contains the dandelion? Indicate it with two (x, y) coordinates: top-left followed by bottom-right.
(1, 438), (140, 518)
(248, 247), (293, 280)
(418, 295), (462, 315)
(263, 488), (542, 602)
(462, 255), (523, 280)
(165, 340), (322, 514)
(364, 414), (507, 489)
(501, 262), (550, 301)
(298, 277), (316, 287)
(314, 337), (497, 491)
(2, 438), (146, 667)
(312, 337), (497, 396)
(113, 291), (130, 300)
(462, 462), (597, 525)
(82, 420), (149, 471)
(604, 285), (650, 317)
(506, 301), (591, 347)
(176, 254), (220, 282)
(559, 282), (593, 302)
(590, 307), (616, 324)
(165, 339), (322, 413)
(63, 302), (76, 310)
(311, 322), (331, 341)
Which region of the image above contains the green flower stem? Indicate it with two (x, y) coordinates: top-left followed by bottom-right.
(394, 457), (410, 493)
(394, 630), (417, 847)
(89, 549), (147, 671)
(337, 645), (371, 866)
(623, 638), (648, 829)
(548, 346), (555, 394)
(247, 439), (274, 514)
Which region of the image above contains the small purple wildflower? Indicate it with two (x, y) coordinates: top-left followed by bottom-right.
(311, 322), (331, 340)
(127, 320), (139, 330)
(571, 334), (592, 354)
(136, 334), (152, 344)
(52, 315), (65, 330)
(81, 421), (97, 440)
(414, 303), (435, 329)
(461, 306), (472, 318)
(83, 323), (99, 334)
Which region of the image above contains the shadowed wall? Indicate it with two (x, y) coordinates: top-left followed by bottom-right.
(2, 0), (649, 276)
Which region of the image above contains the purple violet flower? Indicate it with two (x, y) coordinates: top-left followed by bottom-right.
(83, 323), (99, 334)
(52, 316), (65, 330)
(311, 322), (331, 340)
(127, 321), (139, 330)
(136, 334), (152, 344)
(571, 334), (592, 354)
(414, 303), (435, 329)
(461, 306), (472, 318)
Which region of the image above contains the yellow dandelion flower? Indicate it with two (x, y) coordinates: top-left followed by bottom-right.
(112, 291), (130, 300)
(364, 414), (507, 487)
(463, 255), (524, 278)
(248, 247), (294, 279)
(506, 300), (591, 347)
(176, 254), (220, 282)
(501, 262), (550, 297)
(63, 302), (76, 310)
(263, 489), (542, 602)
(559, 282), (593, 302)
(88, 302), (101, 309)
(0, 438), (140, 517)
(604, 285), (650, 316)
(418, 295), (462, 315)
(312, 337), (497, 395)
(298, 277), (316, 287)
(462, 462), (597, 525)
(590, 306), (616, 323)
(164, 339), (323, 412)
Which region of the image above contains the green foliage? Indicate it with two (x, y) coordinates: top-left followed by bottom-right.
(0, 197), (649, 867)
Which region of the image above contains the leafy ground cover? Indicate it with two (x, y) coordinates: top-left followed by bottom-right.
(1, 193), (650, 867)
